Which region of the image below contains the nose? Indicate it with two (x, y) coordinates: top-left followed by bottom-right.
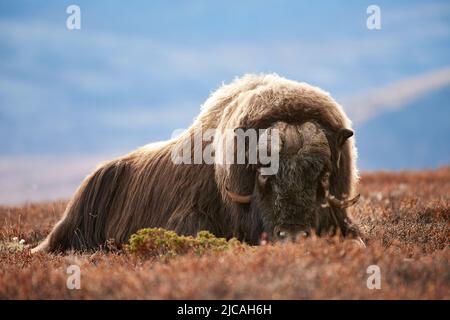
(275, 228), (309, 241)
(276, 229), (289, 240)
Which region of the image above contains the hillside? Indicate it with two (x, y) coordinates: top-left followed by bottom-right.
(0, 168), (449, 299)
(356, 86), (450, 170)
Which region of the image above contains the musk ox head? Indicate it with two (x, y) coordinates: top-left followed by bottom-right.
(226, 121), (359, 241)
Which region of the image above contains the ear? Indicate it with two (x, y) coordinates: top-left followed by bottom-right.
(336, 128), (353, 148)
(334, 129), (353, 170)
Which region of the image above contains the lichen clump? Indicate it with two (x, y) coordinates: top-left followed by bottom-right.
(128, 228), (245, 258)
(0, 237), (26, 253)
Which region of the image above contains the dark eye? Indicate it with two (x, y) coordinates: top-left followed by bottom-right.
(317, 171), (330, 200)
(257, 173), (269, 188)
(321, 171), (330, 188)
(256, 167), (271, 190)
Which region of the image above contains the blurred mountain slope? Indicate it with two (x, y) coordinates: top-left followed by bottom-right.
(356, 86), (450, 170)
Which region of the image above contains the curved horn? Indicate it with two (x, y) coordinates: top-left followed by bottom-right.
(327, 194), (360, 209)
(321, 175), (360, 209)
(226, 188), (252, 204)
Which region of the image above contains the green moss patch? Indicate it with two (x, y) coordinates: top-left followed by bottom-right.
(0, 238), (26, 253)
(127, 228), (246, 259)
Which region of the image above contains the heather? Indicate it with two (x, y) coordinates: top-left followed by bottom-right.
(0, 168), (448, 299)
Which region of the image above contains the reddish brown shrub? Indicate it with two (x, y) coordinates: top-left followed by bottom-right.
(0, 169), (448, 299)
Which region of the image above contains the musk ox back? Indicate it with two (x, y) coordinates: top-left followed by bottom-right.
(33, 74), (360, 253)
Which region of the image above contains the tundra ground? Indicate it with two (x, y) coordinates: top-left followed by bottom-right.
(0, 168), (448, 299)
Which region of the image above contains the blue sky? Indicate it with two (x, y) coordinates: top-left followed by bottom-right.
(1, 0), (449, 203)
(0, 0), (449, 159)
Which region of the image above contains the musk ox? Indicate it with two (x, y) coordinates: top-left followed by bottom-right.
(33, 74), (360, 253)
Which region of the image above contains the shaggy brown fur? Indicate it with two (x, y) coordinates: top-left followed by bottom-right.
(33, 74), (358, 252)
